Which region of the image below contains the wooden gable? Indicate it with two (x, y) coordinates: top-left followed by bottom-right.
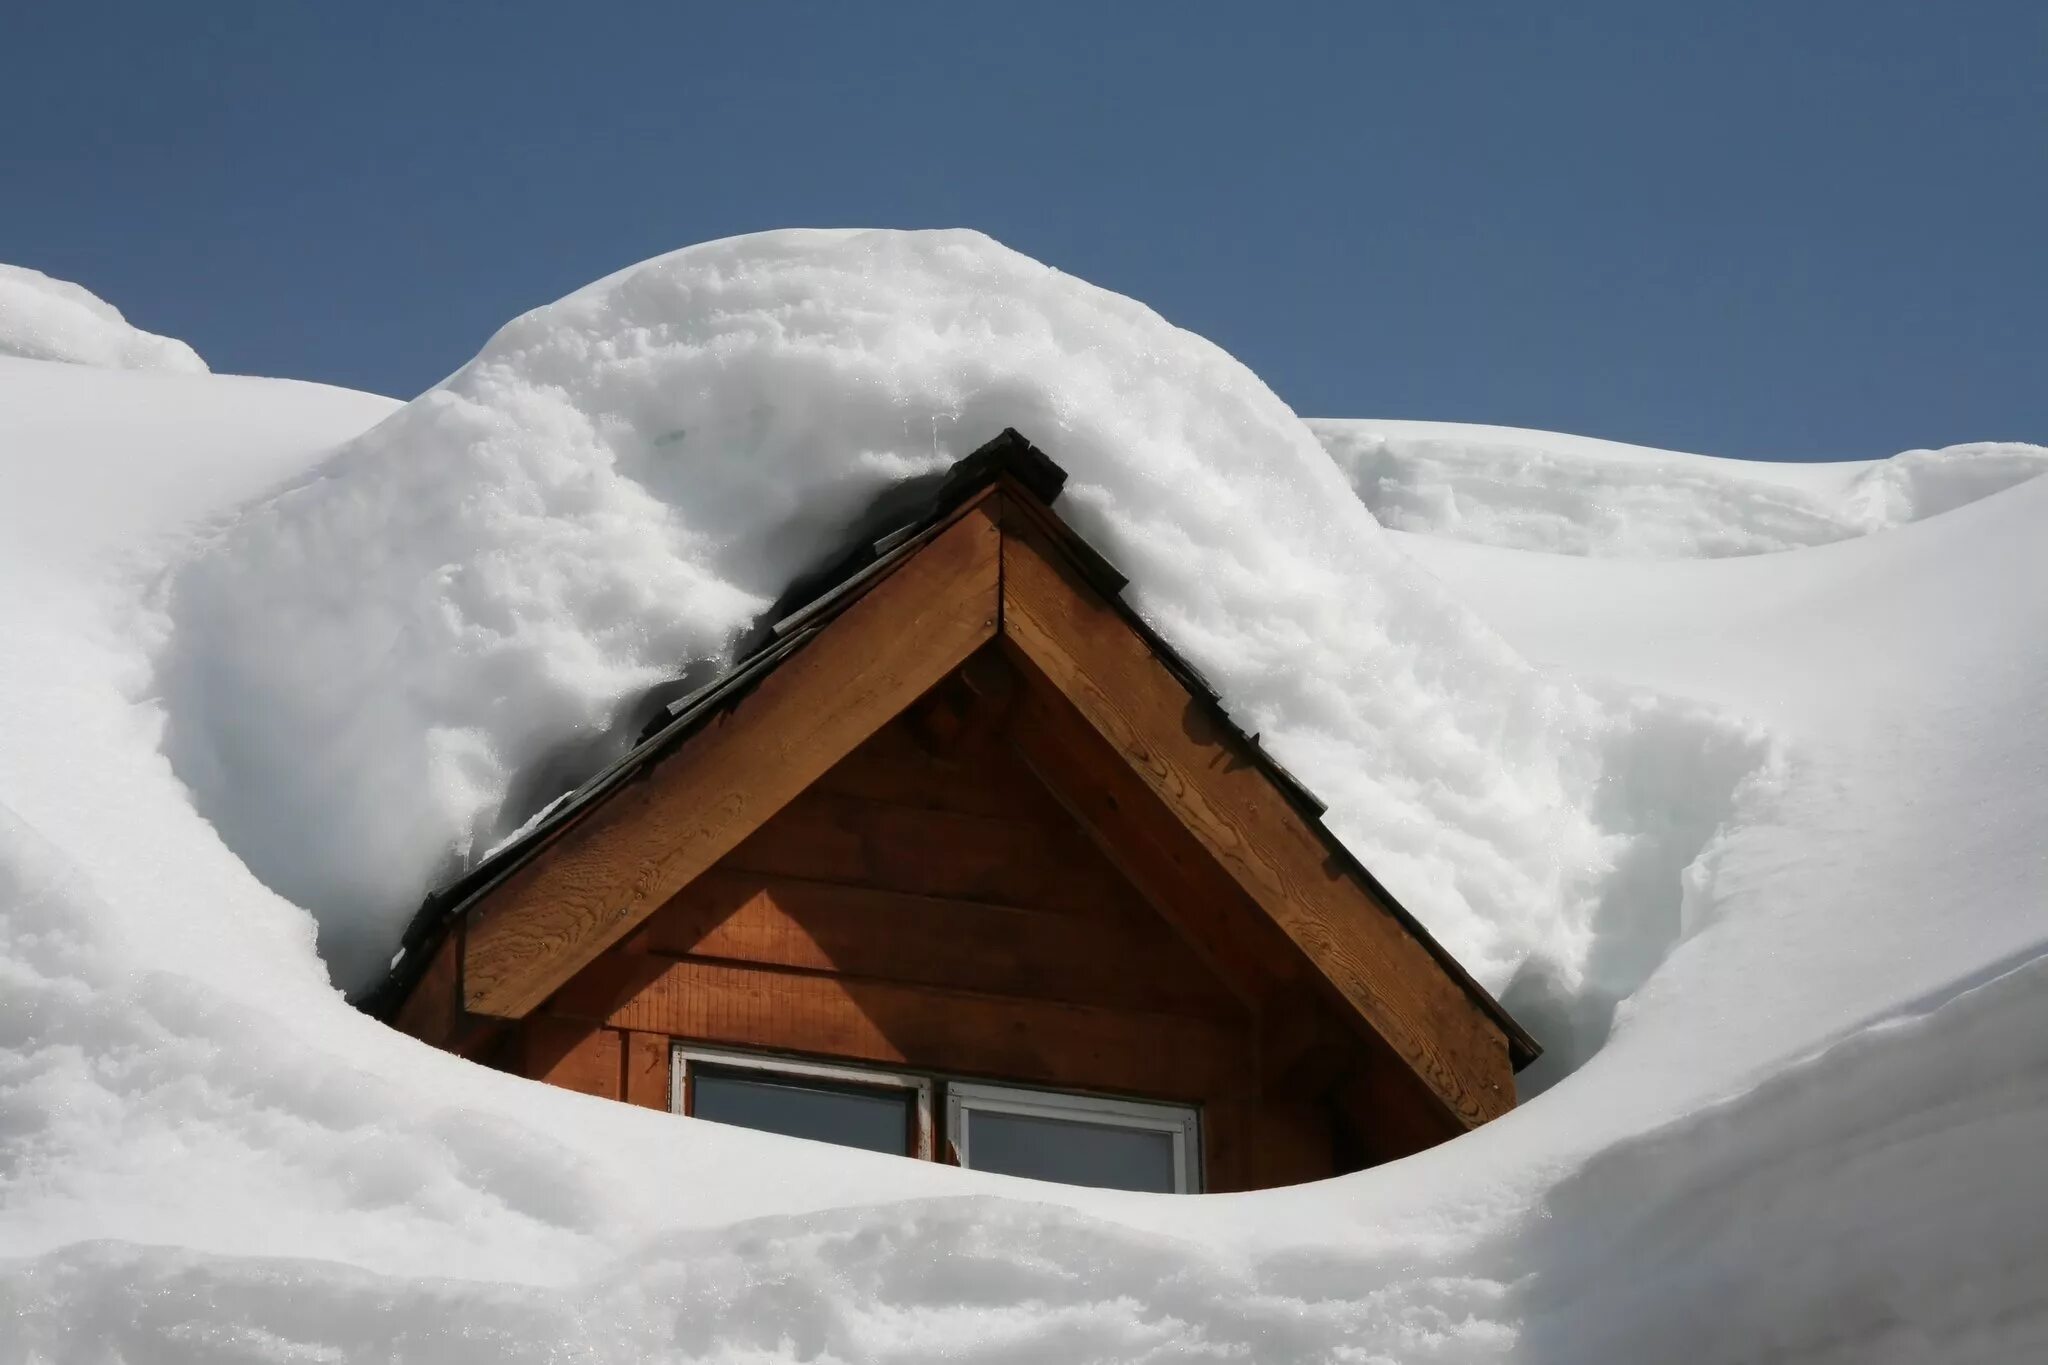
(379, 431), (1536, 1186)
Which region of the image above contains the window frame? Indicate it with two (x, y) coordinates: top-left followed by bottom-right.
(671, 1044), (935, 1161)
(945, 1079), (1202, 1193)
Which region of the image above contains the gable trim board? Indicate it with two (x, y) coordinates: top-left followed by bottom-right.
(462, 494), (1002, 1020)
(367, 429), (1537, 1152)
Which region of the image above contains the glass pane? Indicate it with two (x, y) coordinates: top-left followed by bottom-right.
(691, 1069), (913, 1155)
(964, 1108), (1179, 1192)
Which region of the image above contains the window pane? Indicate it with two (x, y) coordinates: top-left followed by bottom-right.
(691, 1070), (912, 1155)
(965, 1109), (1178, 1192)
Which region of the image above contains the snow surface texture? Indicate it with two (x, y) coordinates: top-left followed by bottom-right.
(0, 263), (209, 374)
(1313, 417), (2048, 558)
(3, 239), (2045, 1362)
(155, 228), (1734, 1018)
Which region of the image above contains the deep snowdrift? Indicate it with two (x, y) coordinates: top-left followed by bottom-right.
(154, 229), (1729, 1019)
(1314, 417), (2048, 558)
(0, 263), (210, 374)
(2, 237), (2043, 1363)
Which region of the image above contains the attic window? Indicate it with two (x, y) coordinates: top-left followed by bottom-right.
(674, 1047), (935, 1160)
(946, 1081), (1199, 1193)
(671, 1046), (1198, 1192)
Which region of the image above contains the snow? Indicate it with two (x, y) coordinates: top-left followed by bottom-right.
(0, 264), (210, 374)
(1314, 417), (2048, 558)
(2, 236), (2044, 1362)
(152, 229), (1691, 1007)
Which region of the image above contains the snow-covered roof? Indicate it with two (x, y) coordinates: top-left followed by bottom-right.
(4, 233), (2045, 1358)
(363, 427), (1540, 1073)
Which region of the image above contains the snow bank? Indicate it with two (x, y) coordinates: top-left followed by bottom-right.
(1516, 949), (2048, 1363)
(0, 263), (209, 374)
(156, 229), (1697, 1010)
(1313, 418), (2048, 558)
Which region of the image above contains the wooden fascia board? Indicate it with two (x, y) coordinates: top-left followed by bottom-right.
(995, 491), (1515, 1128)
(461, 495), (1002, 1018)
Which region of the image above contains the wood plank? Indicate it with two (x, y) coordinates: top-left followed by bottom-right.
(623, 1030), (670, 1110)
(522, 1018), (623, 1100)
(1258, 984), (1355, 1099)
(1204, 1097), (1339, 1192)
(463, 497), (1002, 1018)
(388, 926), (507, 1060)
(1199, 1094), (1249, 1193)
(638, 868), (1243, 1020)
(1331, 1049), (1466, 1165)
(391, 932), (460, 1048)
(811, 708), (1069, 824)
(720, 787), (1141, 922)
(1247, 1101), (1340, 1189)
(1003, 667), (1306, 1013)
(998, 494), (1515, 1129)
(592, 957), (1254, 1102)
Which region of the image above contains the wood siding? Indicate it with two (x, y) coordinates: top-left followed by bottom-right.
(528, 699), (1351, 1190)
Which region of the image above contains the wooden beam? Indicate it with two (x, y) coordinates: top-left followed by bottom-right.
(623, 1030), (670, 1110)
(391, 931), (462, 1048)
(463, 498), (1002, 1018)
(719, 787), (1141, 922)
(810, 709), (1060, 822)
(998, 494), (1515, 1129)
(638, 868), (1243, 1020)
(569, 956), (1254, 1102)
(389, 926), (506, 1060)
(1002, 661), (1301, 1013)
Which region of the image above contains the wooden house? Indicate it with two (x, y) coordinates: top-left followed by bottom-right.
(364, 430), (1538, 1193)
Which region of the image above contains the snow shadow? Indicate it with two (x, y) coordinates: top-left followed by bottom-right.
(1503, 690), (1783, 1096)
(6, 1198), (1520, 1363)
(1315, 420), (2048, 559)
(148, 442), (976, 1000)
(1508, 948), (2048, 1365)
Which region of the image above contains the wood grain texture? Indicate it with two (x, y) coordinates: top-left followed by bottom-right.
(639, 867), (1241, 1020)
(1204, 1097), (1339, 1192)
(998, 496), (1515, 1128)
(391, 932), (460, 1048)
(623, 1030), (670, 1110)
(462, 499), (1002, 1018)
(719, 786), (1141, 922)
(1002, 664), (1305, 1012)
(811, 705), (1061, 823)
(596, 957), (1253, 1102)
(521, 1018), (623, 1100)
(389, 925), (507, 1060)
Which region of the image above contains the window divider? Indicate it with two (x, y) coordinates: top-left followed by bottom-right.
(670, 1043), (1201, 1189)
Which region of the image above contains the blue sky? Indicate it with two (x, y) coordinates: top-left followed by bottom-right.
(4, 2), (2041, 459)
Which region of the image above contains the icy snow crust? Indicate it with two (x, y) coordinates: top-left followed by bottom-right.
(1314, 417), (2048, 558)
(0, 263), (210, 374)
(3, 236), (2045, 1361)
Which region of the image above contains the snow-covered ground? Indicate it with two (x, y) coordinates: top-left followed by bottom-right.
(2, 237), (2042, 1362)
(0, 264), (210, 375)
(1314, 417), (2048, 558)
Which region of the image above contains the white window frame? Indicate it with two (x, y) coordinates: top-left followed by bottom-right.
(671, 1044), (935, 1161)
(944, 1080), (1201, 1193)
